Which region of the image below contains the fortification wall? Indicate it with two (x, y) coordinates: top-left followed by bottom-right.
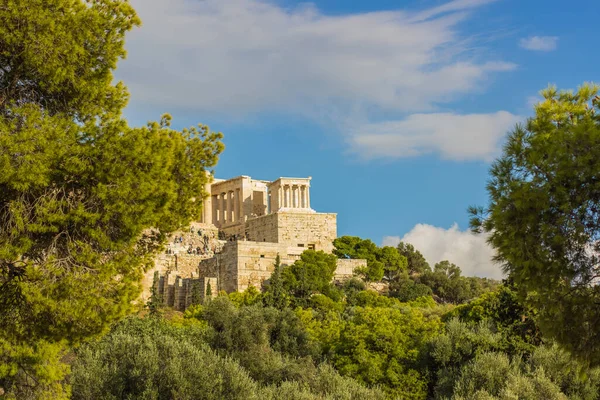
(276, 212), (336, 252)
(198, 240), (364, 293)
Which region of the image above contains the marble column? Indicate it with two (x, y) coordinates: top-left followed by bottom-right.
(301, 186), (306, 208)
(306, 186), (310, 209)
(235, 188), (241, 222)
(220, 193), (226, 224)
(278, 186), (282, 210)
(212, 194), (218, 224)
(285, 185), (291, 208)
(293, 186), (298, 208)
(227, 191), (233, 223)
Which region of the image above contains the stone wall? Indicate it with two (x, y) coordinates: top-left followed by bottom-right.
(276, 212), (336, 252)
(245, 213), (279, 243)
(244, 211), (336, 252)
(235, 241), (303, 291)
(198, 241), (294, 293)
(198, 240), (364, 293)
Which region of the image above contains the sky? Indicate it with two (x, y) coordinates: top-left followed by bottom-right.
(116, 0), (600, 279)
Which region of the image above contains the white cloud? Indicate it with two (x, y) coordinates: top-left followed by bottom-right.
(519, 36), (558, 52)
(382, 236), (403, 247)
(120, 0), (513, 118)
(383, 223), (502, 279)
(348, 111), (521, 161)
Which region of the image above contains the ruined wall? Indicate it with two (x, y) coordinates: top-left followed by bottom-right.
(140, 222), (222, 303)
(197, 244), (235, 293)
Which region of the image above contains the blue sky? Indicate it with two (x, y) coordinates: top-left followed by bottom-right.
(117, 0), (599, 278)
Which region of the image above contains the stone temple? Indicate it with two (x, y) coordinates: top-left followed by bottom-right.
(142, 175), (365, 310)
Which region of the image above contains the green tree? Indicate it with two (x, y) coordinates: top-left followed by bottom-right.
(333, 236), (406, 282)
(333, 236), (384, 281)
(329, 306), (441, 399)
(0, 0), (224, 396)
(389, 273), (433, 302)
(228, 286), (262, 307)
(281, 250), (339, 305)
(447, 283), (541, 354)
(73, 316), (385, 400)
(71, 317), (262, 400)
(380, 245), (407, 281)
(397, 242), (431, 275)
(470, 83), (600, 365)
(427, 318), (505, 399)
(263, 254), (289, 309)
(447, 345), (600, 400)
(419, 261), (473, 304)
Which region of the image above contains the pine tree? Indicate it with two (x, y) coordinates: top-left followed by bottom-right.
(471, 83), (600, 365)
(0, 0), (224, 396)
(264, 254), (289, 309)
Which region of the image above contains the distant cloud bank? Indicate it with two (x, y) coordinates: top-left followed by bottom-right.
(519, 36), (558, 51)
(383, 223), (503, 279)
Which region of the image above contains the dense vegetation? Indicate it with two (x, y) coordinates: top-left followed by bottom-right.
(2, 0), (600, 399)
(70, 266), (600, 400)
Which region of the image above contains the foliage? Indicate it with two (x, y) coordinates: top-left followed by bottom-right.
(340, 277), (367, 305)
(0, 339), (70, 400)
(0, 0), (139, 120)
(397, 242), (431, 275)
(419, 261), (475, 304)
(328, 306), (441, 399)
(427, 318), (506, 398)
(450, 346), (600, 400)
(72, 316), (384, 400)
(262, 254), (290, 309)
(389, 273), (433, 302)
(470, 83), (600, 364)
(428, 317), (600, 399)
(190, 298), (384, 398)
(281, 250), (340, 306)
(298, 290), (443, 399)
(228, 286), (262, 307)
(447, 283), (541, 354)
(0, 0), (224, 396)
(333, 236), (407, 282)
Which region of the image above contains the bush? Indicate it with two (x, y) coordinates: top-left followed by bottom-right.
(71, 316), (384, 400)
